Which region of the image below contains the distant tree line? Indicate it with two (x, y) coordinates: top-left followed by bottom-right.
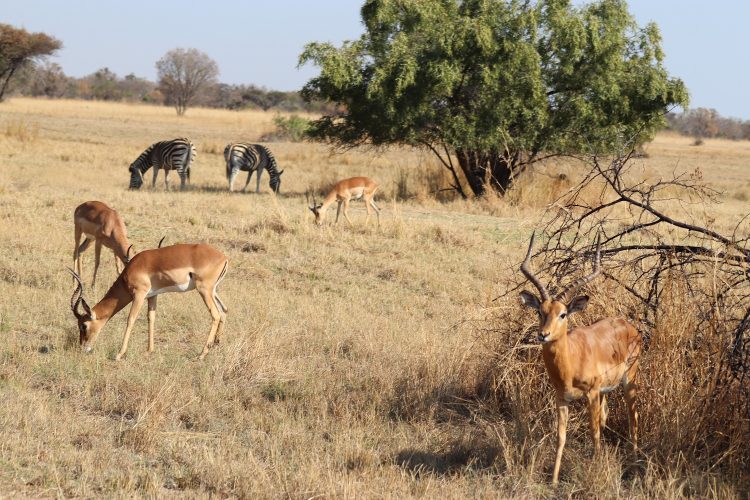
(10, 61), (331, 113)
(666, 108), (750, 141)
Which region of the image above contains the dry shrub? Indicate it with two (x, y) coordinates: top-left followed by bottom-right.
(201, 142), (224, 155)
(473, 148), (750, 493)
(506, 168), (574, 208)
(4, 119), (39, 142)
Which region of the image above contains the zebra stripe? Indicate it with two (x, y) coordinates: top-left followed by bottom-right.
(224, 143), (284, 193)
(129, 138), (196, 191)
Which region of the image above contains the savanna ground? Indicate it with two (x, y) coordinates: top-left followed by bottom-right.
(0, 98), (748, 498)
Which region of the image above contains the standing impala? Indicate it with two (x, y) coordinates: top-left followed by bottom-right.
(518, 233), (641, 485)
(69, 243), (228, 360)
(74, 201), (133, 288)
(308, 176), (381, 226)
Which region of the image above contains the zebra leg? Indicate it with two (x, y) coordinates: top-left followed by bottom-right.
(164, 170), (170, 191)
(242, 170), (253, 193)
(152, 167), (159, 188)
(179, 171), (187, 191)
(255, 167), (262, 194)
(228, 169), (238, 192)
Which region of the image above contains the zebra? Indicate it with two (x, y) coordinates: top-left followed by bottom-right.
(129, 138), (196, 191)
(224, 143), (284, 193)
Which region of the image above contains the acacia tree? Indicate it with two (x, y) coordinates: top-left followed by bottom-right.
(300, 0), (688, 198)
(0, 24), (61, 101)
(156, 48), (218, 115)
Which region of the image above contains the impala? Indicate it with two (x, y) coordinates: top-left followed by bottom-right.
(308, 177), (381, 226)
(69, 243), (228, 360)
(518, 233), (641, 485)
(73, 201), (133, 288)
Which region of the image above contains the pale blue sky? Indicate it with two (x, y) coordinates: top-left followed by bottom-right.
(5, 1), (749, 118)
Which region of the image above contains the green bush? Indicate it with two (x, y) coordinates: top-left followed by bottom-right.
(271, 114), (310, 142)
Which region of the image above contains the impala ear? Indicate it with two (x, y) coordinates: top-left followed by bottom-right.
(520, 290), (541, 310)
(81, 297), (92, 317)
(567, 295), (589, 315)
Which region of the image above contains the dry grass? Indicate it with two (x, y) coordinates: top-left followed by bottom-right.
(0, 97), (748, 497)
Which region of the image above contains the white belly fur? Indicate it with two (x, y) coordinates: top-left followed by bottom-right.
(146, 277), (195, 298)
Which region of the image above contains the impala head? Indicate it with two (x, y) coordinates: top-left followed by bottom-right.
(270, 170), (284, 193)
(519, 233), (601, 343)
(69, 269), (102, 352)
(307, 191), (323, 225)
(128, 164), (144, 190)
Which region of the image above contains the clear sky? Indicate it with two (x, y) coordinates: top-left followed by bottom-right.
(4, 1), (749, 119)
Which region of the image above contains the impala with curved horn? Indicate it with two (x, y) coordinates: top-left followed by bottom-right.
(308, 177), (381, 226)
(519, 233), (642, 485)
(69, 243), (229, 360)
(73, 201), (133, 289)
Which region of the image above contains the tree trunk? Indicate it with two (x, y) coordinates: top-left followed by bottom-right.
(455, 148), (521, 197)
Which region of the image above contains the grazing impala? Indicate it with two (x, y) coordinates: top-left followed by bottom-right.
(69, 243), (228, 361)
(74, 201), (133, 288)
(308, 177), (381, 226)
(518, 233), (641, 485)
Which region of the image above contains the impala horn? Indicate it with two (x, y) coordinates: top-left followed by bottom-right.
(557, 233), (602, 305)
(520, 232), (550, 302)
(158, 236), (166, 248)
(68, 269), (92, 318)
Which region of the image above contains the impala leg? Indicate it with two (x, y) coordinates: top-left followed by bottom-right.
(370, 198), (381, 227)
(342, 198), (353, 226)
(147, 296), (157, 353)
(364, 196), (373, 226)
(213, 293), (227, 345)
(587, 390), (602, 456)
(335, 201), (342, 224)
(243, 170), (253, 193)
(73, 227), (84, 276)
(552, 400), (569, 485)
(116, 293), (145, 361)
(624, 381), (639, 452)
(197, 287), (222, 360)
(600, 394), (609, 429)
(92, 240), (102, 290)
(115, 256), (122, 275)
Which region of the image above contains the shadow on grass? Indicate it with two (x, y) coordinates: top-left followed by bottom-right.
(395, 441), (500, 476)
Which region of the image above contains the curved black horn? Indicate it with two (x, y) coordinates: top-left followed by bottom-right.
(158, 236), (166, 248)
(68, 268), (85, 317)
(520, 232), (551, 302)
(557, 233), (602, 304)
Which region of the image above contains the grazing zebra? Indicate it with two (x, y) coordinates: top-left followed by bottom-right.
(129, 138), (196, 191)
(224, 143), (284, 193)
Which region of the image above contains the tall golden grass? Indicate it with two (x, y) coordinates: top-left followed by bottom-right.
(0, 97), (748, 497)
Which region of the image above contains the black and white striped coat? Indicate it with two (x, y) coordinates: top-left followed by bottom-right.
(129, 138), (196, 191)
(224, 143), (283, 193)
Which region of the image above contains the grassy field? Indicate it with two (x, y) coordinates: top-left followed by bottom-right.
(0, 98), (748, 498)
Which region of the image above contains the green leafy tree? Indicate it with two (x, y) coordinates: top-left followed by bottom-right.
(300, 0), (688, 197)
(0, 23), (61, 101)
